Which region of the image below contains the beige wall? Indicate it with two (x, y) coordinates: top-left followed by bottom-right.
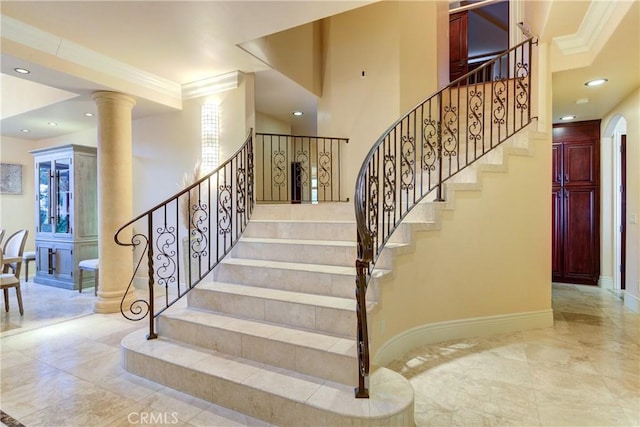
(0, 137), (40, 251)
(371, 128), (553, 360)
(317, 0), (400, 201)
(241, 22), (322, 97)
(318, 0), (446, 201)
(132, 74), (255, 215)
(602, 88), (640, 311)
(256, 112), (291, 135)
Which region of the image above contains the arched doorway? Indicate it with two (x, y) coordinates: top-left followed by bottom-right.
(603, 115), (627, 293)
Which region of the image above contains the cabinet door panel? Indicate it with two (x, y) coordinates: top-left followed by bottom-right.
(54, 158), (72, 235)
(552, 188), (563, 278)
(563, 188), (598, 284)
(564, 143), (596, 185)
(37, 161), (53, 233)
(552, 144), (562, 186)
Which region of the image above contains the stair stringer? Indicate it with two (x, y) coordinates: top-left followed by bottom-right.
(364, 123), (553, 365)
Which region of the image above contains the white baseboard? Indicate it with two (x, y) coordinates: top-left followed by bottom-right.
(599, 276), (614, 290)
(624, 292), (639, 314)
(373, 309), (554, 366)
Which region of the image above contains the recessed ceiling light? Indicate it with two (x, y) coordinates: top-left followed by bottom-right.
(84, 112), (95, 117)
(585, 79), (607, 87)
(48, 122), (58, 126)
(14, 68), (30, 74)
(292, 111), (303, 116)
(560, 115), (576, 121)
(576, 98), (589, 104)
(21, 129), (30, 133)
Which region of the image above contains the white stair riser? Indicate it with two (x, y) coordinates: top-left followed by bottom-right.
(232, 240), (397, 269)
(156, 316), (357, 385)
(213, 263), (355, 299)
(244, 221), (411, 244)
(244, 221), (355, 241)
(188, 288), (357, 338)
(252, 203), (355, 221)
(232, 240), (356, 267)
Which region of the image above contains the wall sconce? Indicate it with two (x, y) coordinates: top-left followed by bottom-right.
(201, 103), (220, 173)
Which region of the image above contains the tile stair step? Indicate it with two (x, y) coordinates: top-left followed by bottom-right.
(213, 258), (388, 300)
(188, 282), (366, 338)
(157, 307), (358, 385)
(243, 220), (357, 241)
(243, 219), (413, 244)
(232, 236), (408, 269)
(122, 329), (414, 426)
(251, 202), (355, 221)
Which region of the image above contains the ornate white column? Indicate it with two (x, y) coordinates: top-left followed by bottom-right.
(92, 91), (137, 313)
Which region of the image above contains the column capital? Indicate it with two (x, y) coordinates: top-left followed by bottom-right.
(92, 91), (137, 109)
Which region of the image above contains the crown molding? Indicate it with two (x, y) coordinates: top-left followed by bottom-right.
(181, 71), (243, 100)
(553, 1), (617, 55)
(1, 14), (182, 100)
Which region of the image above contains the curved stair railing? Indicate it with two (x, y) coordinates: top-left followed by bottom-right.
(354, 29), (537, 397)
(115, 130), (254, 339)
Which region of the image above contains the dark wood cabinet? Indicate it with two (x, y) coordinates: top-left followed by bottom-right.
(552, 120), (600, 285)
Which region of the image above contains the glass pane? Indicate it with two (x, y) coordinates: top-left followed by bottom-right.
(55, 159), (71, 234)
(38, 161), (52, 232)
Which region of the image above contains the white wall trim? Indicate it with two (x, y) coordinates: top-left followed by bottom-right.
(599, 276), (614, 290)
(553, 1), (617, 55)
(373, 309), (554, 366)
(1, 14), (182, 100)
(624, 292), (639, 314)
(182, 71), (242, 100)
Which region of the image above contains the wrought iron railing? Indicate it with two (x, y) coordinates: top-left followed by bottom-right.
(354, 34), (537, 397)
(255, 133), (348, 203)
(115, 131), (254, 339)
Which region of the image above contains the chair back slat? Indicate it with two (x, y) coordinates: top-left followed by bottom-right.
(2, 230), (29, 278)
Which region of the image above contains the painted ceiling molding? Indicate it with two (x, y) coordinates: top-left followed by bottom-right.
(181, 71), (242, 100)
(552, 1), (617, 55)
(1, 14), (182, 100)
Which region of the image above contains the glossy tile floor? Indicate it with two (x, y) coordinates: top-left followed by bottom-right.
(389, 283), (640, 426)
(1, 282), (638, 426)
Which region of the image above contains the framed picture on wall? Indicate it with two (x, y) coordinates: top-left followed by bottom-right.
(0, 163), (23, 194)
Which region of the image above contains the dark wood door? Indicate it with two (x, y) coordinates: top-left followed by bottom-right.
(552, 120), (600, 285)
(449, 11), (468, 81)
(562, 187), (598, 283)
(552, 187), (563, 277)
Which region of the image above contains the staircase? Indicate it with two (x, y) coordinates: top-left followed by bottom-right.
(119, 29), (538, 426)
(121, 122), (542, 425)
(122, 202), (415, 425)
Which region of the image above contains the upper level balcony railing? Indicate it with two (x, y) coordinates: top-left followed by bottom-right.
(255, 133), (348, 203)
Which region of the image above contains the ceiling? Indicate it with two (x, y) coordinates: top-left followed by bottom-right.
(1, 0), (638, 142)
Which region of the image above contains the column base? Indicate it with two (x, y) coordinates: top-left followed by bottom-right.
(94, 287), (137, 314)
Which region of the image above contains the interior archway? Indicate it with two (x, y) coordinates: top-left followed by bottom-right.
(602, 115), (628, 293)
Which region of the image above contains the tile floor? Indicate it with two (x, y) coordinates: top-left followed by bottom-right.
(0, 282), (638, 426)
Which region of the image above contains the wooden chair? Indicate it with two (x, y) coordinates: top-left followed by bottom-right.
(22, 251), (36, 281)
(1, 229), (29, 315)
(78, 258), (99, 296)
